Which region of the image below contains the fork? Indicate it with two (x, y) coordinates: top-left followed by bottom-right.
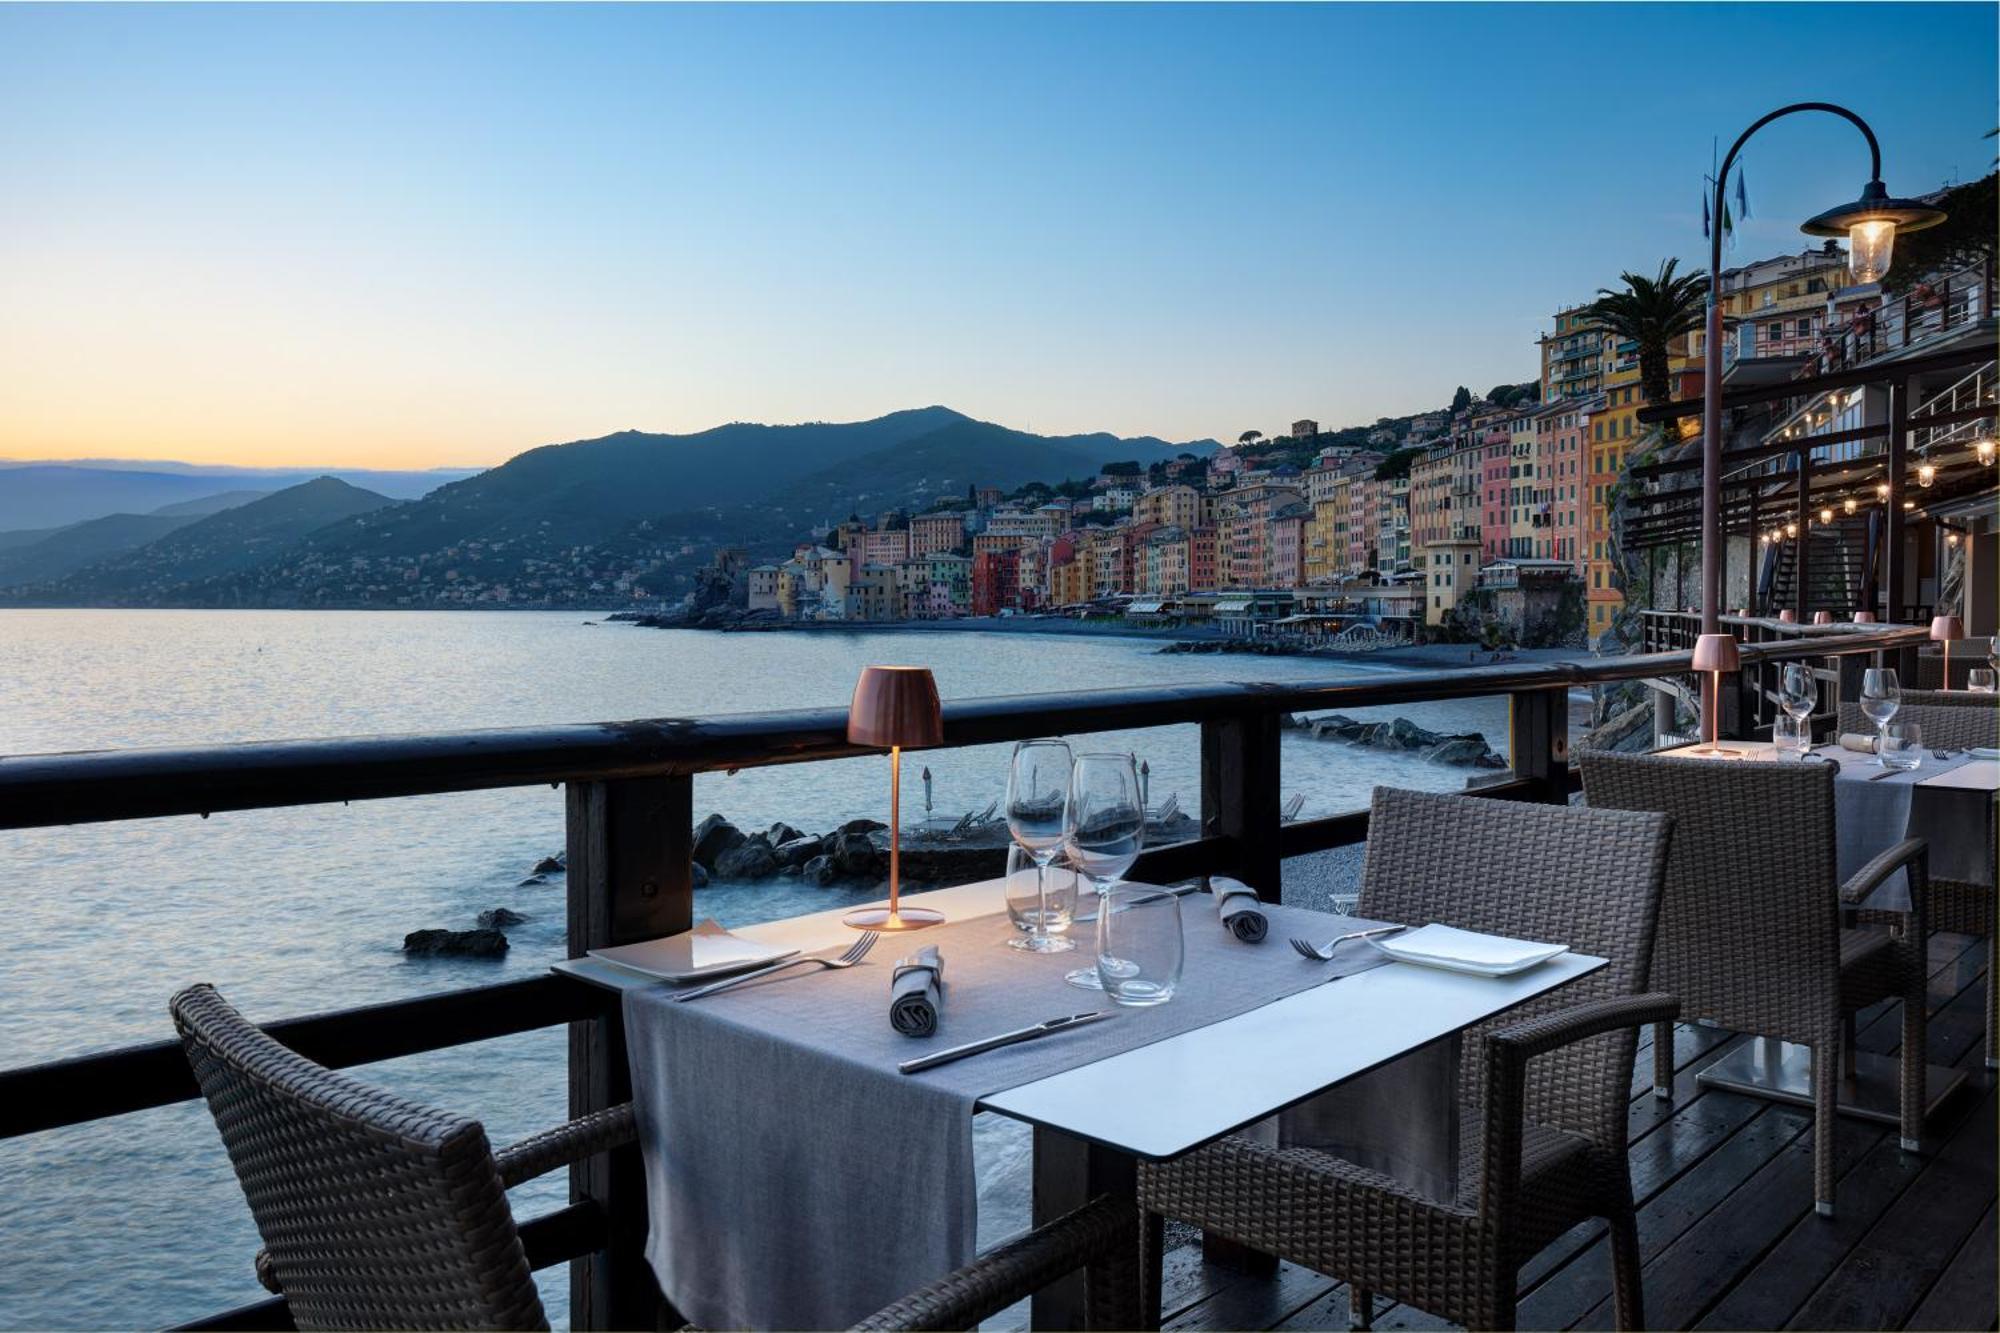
(674, 933), (876, 1001)
(1289, 924), (1407, 961)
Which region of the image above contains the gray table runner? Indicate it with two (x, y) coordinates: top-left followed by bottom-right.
(624, 896), (1403, 1330)
(1822, 749), (1996, 908)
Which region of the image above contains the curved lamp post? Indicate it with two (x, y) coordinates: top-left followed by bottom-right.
(1698, 103), (1946, 634)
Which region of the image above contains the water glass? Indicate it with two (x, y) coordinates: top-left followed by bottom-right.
(1003, 843), (1076, 937)
(1860, 668), (1900, 749)
(1879, 722), (1923, 771)
(1968, 669), (1997, 694)
(1773, 713), (1811, 757)
(1006, 738), (1076, 954)
(1094, 885), (1184, 1007)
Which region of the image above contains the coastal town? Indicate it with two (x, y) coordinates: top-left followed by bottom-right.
(685, 240), (1922, 647)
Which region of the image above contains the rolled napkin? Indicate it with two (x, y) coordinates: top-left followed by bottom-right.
(1838, 732), (1879, 753)
(1209, 875), (1269, 944)
(889, 946), (943, 1038)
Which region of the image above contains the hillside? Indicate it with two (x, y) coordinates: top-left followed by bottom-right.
(0, 512), (203, 588)
(0, 462), (468, 530)
(10, 477), (396, 605)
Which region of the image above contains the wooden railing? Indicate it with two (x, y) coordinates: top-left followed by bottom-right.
(0, 626), (1930, 1330)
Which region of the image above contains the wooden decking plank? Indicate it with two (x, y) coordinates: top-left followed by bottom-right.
(1512, 1106), (1810, 1330)
(1164, 1259), (1336, 1332)
(1903, 1201), (1997, 1332)
(1786, 1079), (1997, 1330)
(1569, 1116), (1883, 1330)
(1268, 1283), (1361, 1331)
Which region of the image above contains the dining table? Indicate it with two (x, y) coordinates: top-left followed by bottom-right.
(552, 876), (1608, 1331)
(1657, 738), (1997, 1122)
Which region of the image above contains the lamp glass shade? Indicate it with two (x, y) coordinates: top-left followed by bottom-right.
(1930, 615), (1964, 642)
(847, 666), (943, 748)
(1978, 438), (1995, 465)
(1845, 219), (1895, 283)
(1917, 463), (1936, 487)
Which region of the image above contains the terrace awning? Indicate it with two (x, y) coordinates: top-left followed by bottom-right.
(1127, 600), (1165, 614)
(1213, 598), (1253, 614)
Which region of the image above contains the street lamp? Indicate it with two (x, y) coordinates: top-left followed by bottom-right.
(1697, 104), (1946, 635)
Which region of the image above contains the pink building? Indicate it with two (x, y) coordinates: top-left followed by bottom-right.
(1543, 403), (1592, 568)
(1269, 508), (1307, 587)
(1345, 475), (1376, 575)
(1480, 430), (1511, 564)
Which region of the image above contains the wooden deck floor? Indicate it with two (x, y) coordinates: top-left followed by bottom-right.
(1154, 932), (1997, 1333)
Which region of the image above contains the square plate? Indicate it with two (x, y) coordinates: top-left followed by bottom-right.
(1369, 923), (1568, 977)
(588, 920), (798, 983)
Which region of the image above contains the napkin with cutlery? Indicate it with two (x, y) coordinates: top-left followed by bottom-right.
(889, 946), (943, 1037)
(1209, 875), (1269, 943)
(1838, 732), (1878, 752)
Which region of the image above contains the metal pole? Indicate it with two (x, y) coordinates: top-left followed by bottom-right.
(1699, 102), (1883, 635)
(1793, 450), (1813, 619)
(1886, 377), (1909, 621)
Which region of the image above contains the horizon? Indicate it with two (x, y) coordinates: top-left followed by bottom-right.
(2, 2), (1993, 471)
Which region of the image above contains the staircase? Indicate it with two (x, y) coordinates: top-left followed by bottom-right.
(1760, 516), (1872, 615)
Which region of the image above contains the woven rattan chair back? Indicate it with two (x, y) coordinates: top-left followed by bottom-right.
(172, 984), (547, 1331)
(1837, 700), (1999, 750)
(1580, 752), (1842, 1046)
(1356, 787), (1673, 1147)
(1898, 687), (1999, 709)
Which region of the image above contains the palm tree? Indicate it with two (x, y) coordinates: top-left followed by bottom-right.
(1582, 259), (1708, 404)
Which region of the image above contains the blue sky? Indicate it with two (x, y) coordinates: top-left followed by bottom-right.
(1, 2), (1992, 467)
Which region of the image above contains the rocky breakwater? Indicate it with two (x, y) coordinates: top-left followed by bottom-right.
(690, 806), (1201, 888)
(1282, 713), (1508, 769)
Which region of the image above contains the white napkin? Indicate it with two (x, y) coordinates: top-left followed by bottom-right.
(1373, 923), (1567, 975)
(1837, 732), (1878, 753)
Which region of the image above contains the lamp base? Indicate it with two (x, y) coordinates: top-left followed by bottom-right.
(843, 905), (946, 932)
(1689, 744), (1746, 759)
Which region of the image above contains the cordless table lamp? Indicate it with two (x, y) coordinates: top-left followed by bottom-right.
(1931, 615), (1965, 690)
(843, 666), (945, 931)
(1692, 632), (1743, 757)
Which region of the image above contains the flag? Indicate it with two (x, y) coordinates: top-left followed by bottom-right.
(1735, 166), (1751, 220)
(1722, 201), (1736, 251)
(1702, 188), (1710, 238)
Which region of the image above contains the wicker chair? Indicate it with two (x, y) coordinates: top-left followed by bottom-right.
(1579, 753), (1930, 1217)
(1837, 697), (1998, 1069)
(172, 983), (638, 1330)
(1836, 700), (2000, 749)
(1136, 788), (1678, 1332)
(850, 1195), (1142, 1330)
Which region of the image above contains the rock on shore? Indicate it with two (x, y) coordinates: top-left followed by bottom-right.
(1283, 712), (1508, 769)
(403, 927), (509, 958)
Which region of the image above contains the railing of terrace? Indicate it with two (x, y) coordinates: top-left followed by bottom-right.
(0, 624), (1931, 1330)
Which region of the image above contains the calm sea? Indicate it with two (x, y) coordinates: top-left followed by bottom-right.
(0, 609), (1510, 1328)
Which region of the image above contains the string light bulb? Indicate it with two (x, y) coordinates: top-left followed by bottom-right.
(1918, 462), (1936, 487)
(1844, 497), (1857, 515)
(1876, 482), (1890, 501)
(1785, 521), (1798, 538)
(1947, 531), (1961, 547)
(1978, 437), (1996, 466)
(1819, 507), (1834, 524)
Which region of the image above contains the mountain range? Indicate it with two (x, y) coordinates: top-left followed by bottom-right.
(0, 462), (476, 530)
(0, 408), (1220, 607)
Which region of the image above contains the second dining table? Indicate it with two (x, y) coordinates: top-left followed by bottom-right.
(554, 876), (1607, 1331)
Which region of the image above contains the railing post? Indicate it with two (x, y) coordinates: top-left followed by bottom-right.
(567, 775), (695, 1331)
(1508, 688), (1569, 802)
(1201, 713), (1282, 902)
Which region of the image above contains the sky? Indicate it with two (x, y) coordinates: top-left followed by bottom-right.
(0, 3), (1993, 471)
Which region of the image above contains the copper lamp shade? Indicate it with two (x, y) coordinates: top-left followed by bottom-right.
(1777, 609), (1798, 624)
(1692, 633), (1742, 757)
(1854, 611), (1880, 624)
(1812, 611), (1835, 626)
(847, 665), (944, 748)
(844, 666), (945, 932)
(1931, 616), (1965, 692)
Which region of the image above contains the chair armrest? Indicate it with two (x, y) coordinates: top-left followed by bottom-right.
(494, 1103), (638, 1189)
(849, 1195), (1131, 1331)
(1839, 837), (1928, 908)
(1488, 992), (1682, 1065)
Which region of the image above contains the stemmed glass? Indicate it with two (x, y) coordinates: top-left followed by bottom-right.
(1778, 663), (1816, 752)
(1859, 668), (1901, 762)
(1005, 739), (1075, 954)
(1062, 752), (1147, 991)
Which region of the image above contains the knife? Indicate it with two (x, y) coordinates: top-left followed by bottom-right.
(898, 1011), (1115, 1074)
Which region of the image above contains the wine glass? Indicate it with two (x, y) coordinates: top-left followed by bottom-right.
(1778, 663), (1816, 752)
(1859, 668), (1901, 762)
(1062, 752), (1146, 990)
(1005, 739), (1075, 954)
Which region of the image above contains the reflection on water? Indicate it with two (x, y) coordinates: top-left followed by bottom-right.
(0, 610), (1510, 1327)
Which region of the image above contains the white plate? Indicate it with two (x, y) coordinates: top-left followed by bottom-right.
(589, 919), (798, 983)
(1369, 923), (1569, 977)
